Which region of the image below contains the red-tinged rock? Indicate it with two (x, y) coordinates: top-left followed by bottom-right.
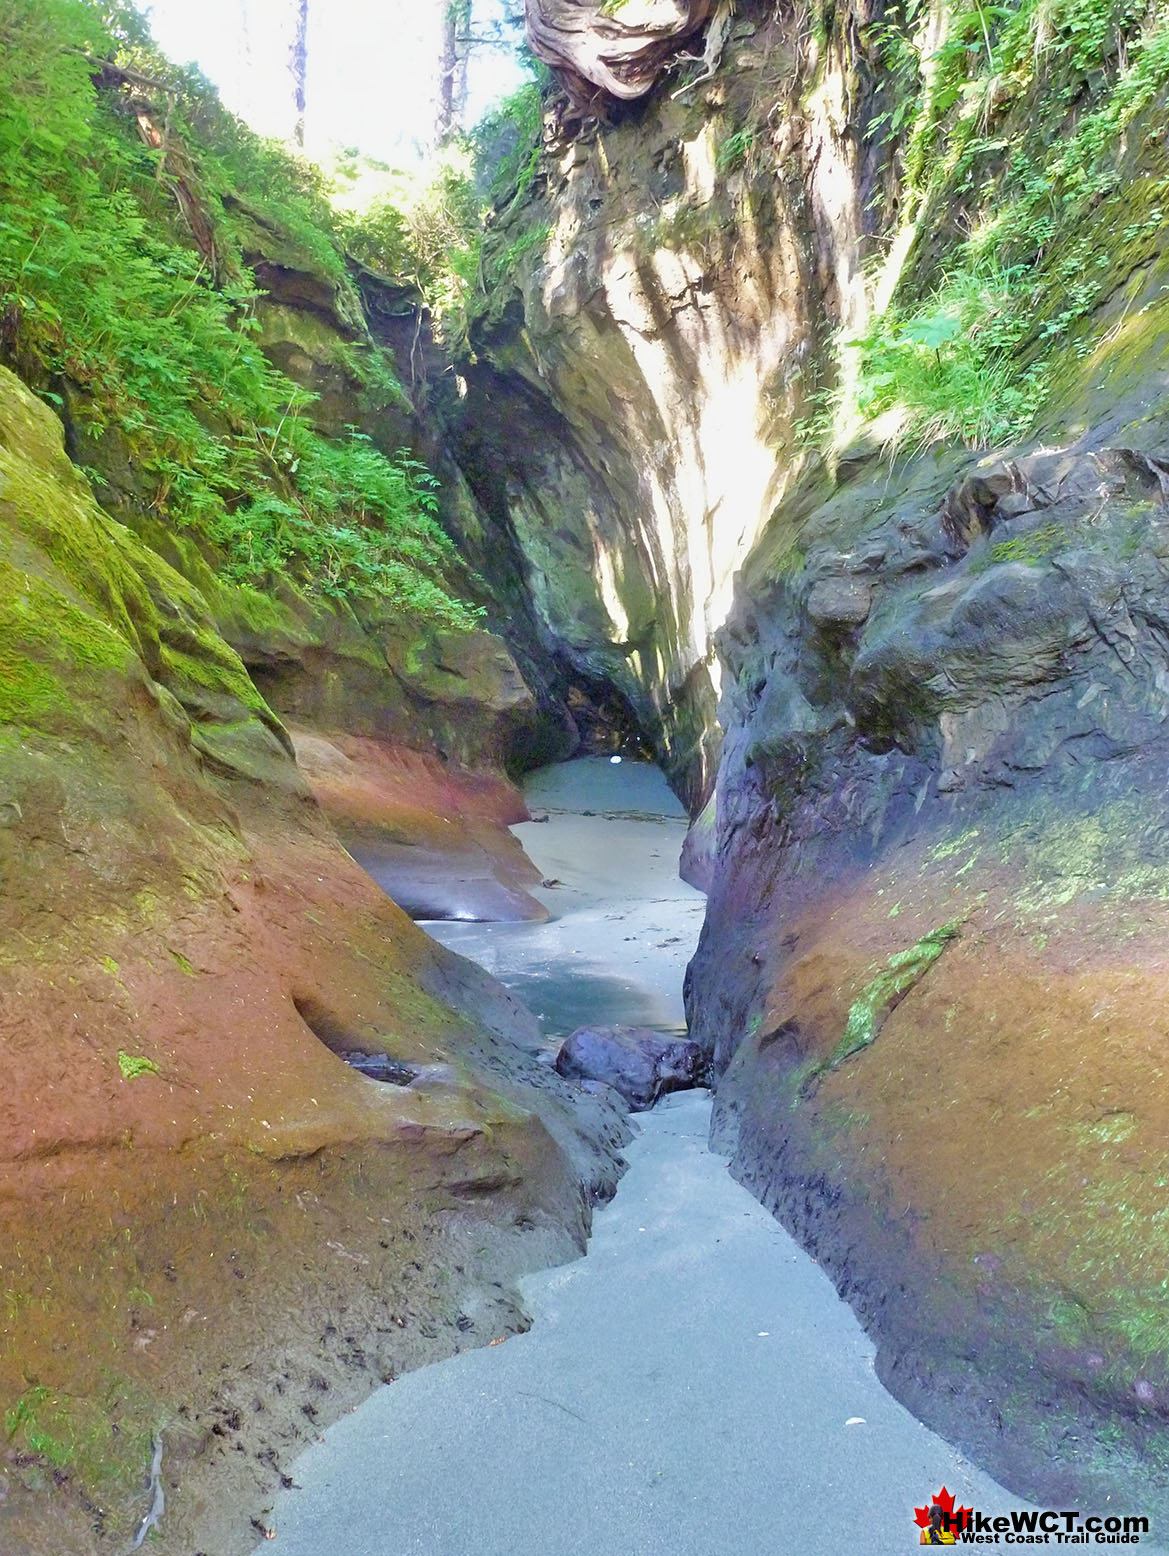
(0, 365), (627, 1556)
(291, 731), (549, 922)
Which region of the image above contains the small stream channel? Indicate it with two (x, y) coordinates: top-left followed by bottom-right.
(423, 757), (704, 1040)
(254, 758), (1081, 1556)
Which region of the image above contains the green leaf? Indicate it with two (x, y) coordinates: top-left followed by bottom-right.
(900, 311), (963, 350)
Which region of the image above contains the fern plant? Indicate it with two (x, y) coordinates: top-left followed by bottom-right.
(0, 0), (479, 627)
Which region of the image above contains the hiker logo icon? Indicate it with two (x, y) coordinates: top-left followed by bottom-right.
(914, 1486), (970, 1544)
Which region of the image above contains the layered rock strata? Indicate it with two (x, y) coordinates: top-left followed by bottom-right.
(459, 0), (1169, 1513)
(455, 0), (891, 804)
(0, 365), (626, 1554)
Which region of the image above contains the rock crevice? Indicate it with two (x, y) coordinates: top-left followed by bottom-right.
(448, 0), (1169, 1516)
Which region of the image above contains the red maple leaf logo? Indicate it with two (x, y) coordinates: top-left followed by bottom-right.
(914, 1485), (973, 1533)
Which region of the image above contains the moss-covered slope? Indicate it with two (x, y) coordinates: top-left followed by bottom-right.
(0, 0), (570, 783)
(0, 364), (624, 1553)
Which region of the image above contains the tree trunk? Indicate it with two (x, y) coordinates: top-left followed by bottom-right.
(290, 0), (309, 148)
(435, 0), (471, 144)
(525, 0), (712, 109)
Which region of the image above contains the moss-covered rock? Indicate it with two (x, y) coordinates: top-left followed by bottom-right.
(687, 166), (1169, 1536)
(449, 0), (1169, 1518)
(208, 571), (547, 772)
(0, 361), (625, 1555)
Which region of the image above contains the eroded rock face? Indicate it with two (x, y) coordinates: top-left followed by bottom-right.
(292, 730), (550, 921)
(556, 1024), (708, 1109)
(457, 0), (1169, 1516)
(455, 4), (890, 804)
(689, 393), (1169, 1511)
(0, 365), (627, 1555)
(212, 579), (548, 774)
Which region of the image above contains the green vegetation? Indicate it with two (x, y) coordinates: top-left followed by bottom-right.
(488, 222), (552, 283)
(987, 522), (1064, 566)
(117, 1051), (160, 1080)
(834, 0), (1169, 453)
(4, 1383), (155, 1496)
(788, 921), (963, 1108)
(475, 80), (546, 208)
(0, 552), (133, 727)
(969, 520), (1066, 572)
(0, 0), (478, 627)
(343, 148), (482, 337)
(342, 81), (547, 345)
(1004, 794), (1169, 915)
(829, 922), (962, 1069)
(1074, 1112), (1138, 1146)
(717, 129), (757, 170)
(848, 259), (1048, 450)
(864, 2), (930, 149)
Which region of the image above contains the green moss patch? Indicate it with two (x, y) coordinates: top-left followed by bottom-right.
(159, 643), (268, 718)
(0, 558), (133, 730)
(117, 1052), (160, 1080)
(4, 1382), (157, 1500)
(0, 370), (293, 760)
(828, 921), (962, 1070)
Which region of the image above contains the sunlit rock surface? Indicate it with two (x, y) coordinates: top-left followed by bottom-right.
(454, 5), (884, 804)
(453, 0), (1169, 1518)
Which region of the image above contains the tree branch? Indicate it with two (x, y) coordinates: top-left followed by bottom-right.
(67, 49), (179, 95)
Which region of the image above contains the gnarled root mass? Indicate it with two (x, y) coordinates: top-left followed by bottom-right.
(525, 0), (711, 109)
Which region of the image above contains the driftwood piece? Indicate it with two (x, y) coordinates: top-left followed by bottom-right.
(134, 110), (221, 276)
(526, 0), (713, 109)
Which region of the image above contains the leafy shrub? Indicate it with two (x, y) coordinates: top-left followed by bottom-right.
(472, 81), (544, 206)
(209, 431), (477, 625)
(341, 198), (414, 280)
(832, 0), (1169, 455)
(850, 261), (1047, 449)
(717, 129), (756, 171)
(0, 0), (476, 626)
(343, 80), (548, 347)
(341, 146), (483, 346)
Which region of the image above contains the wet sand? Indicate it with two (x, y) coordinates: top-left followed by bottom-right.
(253, 759), (1157, 1556)
(424, 758), (705, 1039)
(255, 1090), (1049, 1556)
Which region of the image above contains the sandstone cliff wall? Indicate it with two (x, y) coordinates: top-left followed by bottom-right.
(454, 0), (896, 803)
(0, 363), (626, 1553)
(459, 0), (1169, 1511)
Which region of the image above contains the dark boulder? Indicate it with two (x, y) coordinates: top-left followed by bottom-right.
(555, 1025), (708, 1110)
